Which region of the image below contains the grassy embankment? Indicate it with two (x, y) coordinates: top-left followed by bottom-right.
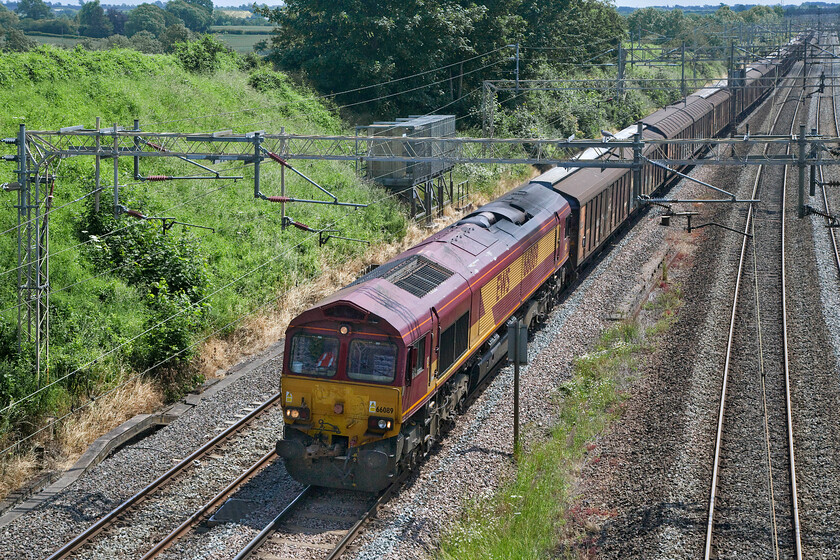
(438, 280), (684, 559)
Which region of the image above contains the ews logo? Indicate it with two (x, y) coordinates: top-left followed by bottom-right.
(495, 268), (510, 301)
(522, 244), (538, 276)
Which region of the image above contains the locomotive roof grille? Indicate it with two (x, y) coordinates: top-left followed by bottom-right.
(385, 256), (454, 298)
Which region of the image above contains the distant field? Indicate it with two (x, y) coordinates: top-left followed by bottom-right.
(29, 34), (85, 47)
(214, 32), (271, 53)
(216, 9), (251, 18)
(209, 25), (271, 34)
(28, 31), (269, 54)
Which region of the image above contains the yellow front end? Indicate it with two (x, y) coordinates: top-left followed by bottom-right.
(277, 376), (405, 491)
(281, 376), (402, 445)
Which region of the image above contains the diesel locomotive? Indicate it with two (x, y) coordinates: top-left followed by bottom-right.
(276, 37), (807, 492)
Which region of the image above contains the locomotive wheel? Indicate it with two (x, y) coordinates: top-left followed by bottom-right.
(423, 434), (434, 456)
(456, 394), (467, 414)
(409, 447), (420, 470)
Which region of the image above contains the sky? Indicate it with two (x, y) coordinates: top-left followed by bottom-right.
(614, 0), (824, 6)
(96, 0), (833, 6)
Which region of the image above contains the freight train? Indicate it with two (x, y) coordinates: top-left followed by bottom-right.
(276, 37), (806, 492)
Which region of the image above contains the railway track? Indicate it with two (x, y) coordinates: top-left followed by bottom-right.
(44, 392), (283, 560)
(232, 479), (403, 560)
(703, 55), (807, 559)
(815, 38), (840, 277)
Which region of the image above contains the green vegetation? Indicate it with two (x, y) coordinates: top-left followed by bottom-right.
(0, 0), (266, 54)
(256, 0), (624, 120)
(439, 283), (683, 559)
(627, 4), (784, 46)
(0, 44), (407, 446)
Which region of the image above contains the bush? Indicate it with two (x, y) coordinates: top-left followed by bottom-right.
(3, 28), (35, 52)
(132, 279), (205, 370)
(174, 34), (231, 73)
(159, 23), (191, 53)
(78, 201), (210, 374)
(130, 30), (163, 54)
(20, 17), (78, 35)
(247, 69), (288, 92)
(104, 34), (131, 49)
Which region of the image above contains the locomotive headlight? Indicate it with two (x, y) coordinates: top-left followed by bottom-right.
(368, 416), (394, 432)
(284, 407), (309, 421)
(339, 324), (351, 335)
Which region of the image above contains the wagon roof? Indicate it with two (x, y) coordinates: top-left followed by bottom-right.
(641, 105), (694, 138)
(677, 97), (714, 121)
(548, 165), (629, 207)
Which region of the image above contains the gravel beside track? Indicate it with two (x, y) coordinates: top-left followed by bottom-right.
(792, 33), (840, 557)
(562, 44), (840, 559)
(572, 61), (813, 558)
(0, 352), (285, 560)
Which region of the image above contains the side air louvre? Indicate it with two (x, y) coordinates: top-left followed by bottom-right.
(385, 256), (454, 298)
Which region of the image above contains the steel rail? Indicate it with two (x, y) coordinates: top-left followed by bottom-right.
(233, 472), (407, 560)
(325, 471), (409, 560)
(232, 485), (313, 560)
(45, 392), (282, 560)
(140, 449), (278, 559)
(819, 43), (840, 276)
(703, 58), (804, 560)
(780, 64), (804, 560)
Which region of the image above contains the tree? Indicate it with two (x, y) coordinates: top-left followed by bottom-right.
(130, 29), (164, 52)
(3, 28), (36, 51)
(106, 8), (127, 35)
(160, 22), (191, 52)
(185, 0), (212, 15)
(174, 34), (230, 72)
(78, 0), (113, 38)
(258, 0), (625, 118)
(16, 0), (51, 20)
(104, 33), (132, 49)
(257, 0), (485, 117)
(518, 0), (624, 68)
(0, 4), (21, 32)
(125, 3), (167, 37)
(165, 0), (211, 32)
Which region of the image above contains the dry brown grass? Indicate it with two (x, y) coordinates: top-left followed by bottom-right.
(0, 451), (37, 502)
(57, 379), (163, 465)
(0, 378), (162, 502)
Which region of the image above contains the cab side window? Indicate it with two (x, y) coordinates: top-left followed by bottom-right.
(412, 337), (426, 379)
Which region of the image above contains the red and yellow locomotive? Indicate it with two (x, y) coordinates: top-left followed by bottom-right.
(277, 183), (572, 491)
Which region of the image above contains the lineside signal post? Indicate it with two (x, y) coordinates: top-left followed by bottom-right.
(507, 317), (527, 459)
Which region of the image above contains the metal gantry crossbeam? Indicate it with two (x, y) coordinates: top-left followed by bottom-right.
(6, 124), (840, 385)
(17, 128), (840, 168)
